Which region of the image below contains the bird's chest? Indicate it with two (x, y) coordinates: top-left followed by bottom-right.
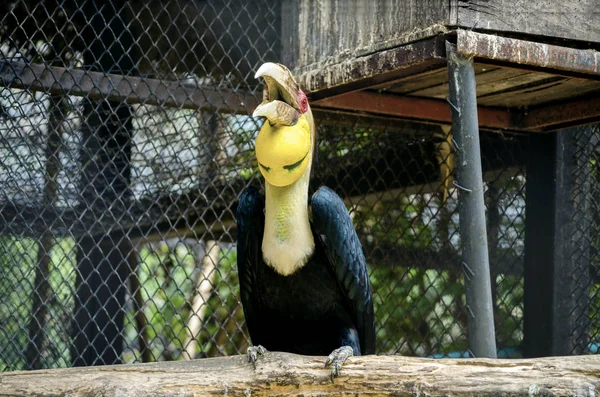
(255, 252), (342, 320)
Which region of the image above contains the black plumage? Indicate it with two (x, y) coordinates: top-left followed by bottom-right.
(236, 185), (375, 357)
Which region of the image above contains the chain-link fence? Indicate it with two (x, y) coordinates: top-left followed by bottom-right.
(571, 124), (600, 355)
(0, 0), (598, 372)
(312, 112), (529, 358)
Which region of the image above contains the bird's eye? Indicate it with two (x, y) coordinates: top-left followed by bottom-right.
(301, 98), (308, 112)
(297, 92), (309, 113)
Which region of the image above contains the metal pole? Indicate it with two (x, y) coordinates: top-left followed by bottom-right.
(446, 41), (497, 358)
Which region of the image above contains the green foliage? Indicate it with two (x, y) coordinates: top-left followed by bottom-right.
(194, 246), (248, 357)
(0, 236), (36, 370)
(0, 237), (76, 370)
(591, 284), (600, 342)
(123, 242), (195, 361)
(3, 162), (596, 367)
(351, 174), (528, 356)
(122, 241), (247, 363)
(371, 265), (468, 356)
(358, 194), (468, 356)
(494, 274), (524, 348)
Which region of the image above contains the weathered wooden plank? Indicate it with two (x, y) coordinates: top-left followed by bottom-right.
(480, 78), (600, 107)
(384, 63), (494, 94)
(371, 67), (449, 93)
(456, 30), (600, 77)
(0, 61), (260, 114)
(377, 65), (596, 109)
(1, 353), (599, 397)
(298, 37), (447, 100)
(286, 1), (600, 72)
(408, 68), (554, 98)
(456, 0), (600, 44)
(473, 70), (557, 97)
(313, 90), (516, 130)
(282, 0), (450, 70)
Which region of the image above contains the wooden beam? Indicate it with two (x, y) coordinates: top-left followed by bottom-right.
(344, 166), (523, 207)
(361, 243), (524, 277)
(456, 30), (600, 78)
(0, 61), (260, 114)
(1, 353), (599, 396)
(297, 36), (447, 100)
(313, 90), (517, 130)
(0, 188), (239, 240)
(313, 83), (600, 132)
(521, 96), (600, 131)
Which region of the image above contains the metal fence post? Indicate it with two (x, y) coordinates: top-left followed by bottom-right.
(446, 41), (497, 358)
(71, 0), (135, 366)
(524, 127), (594, 357)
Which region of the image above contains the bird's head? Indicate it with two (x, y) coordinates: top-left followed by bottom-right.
(252, 62), (315, 187)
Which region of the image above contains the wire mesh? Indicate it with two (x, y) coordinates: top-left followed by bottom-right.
(571, 124), (600, 355)
(0, 0), (597, 373)
(312, 112), (527, 357)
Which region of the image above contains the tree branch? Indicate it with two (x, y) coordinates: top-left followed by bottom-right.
(1, 353), (598, 396)
(182, 240), (219, 360)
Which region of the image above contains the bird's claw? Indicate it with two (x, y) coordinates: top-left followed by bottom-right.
(324, 346), (353, 383)
(329, 363), (341, 383)
(247, 345), (267, 368)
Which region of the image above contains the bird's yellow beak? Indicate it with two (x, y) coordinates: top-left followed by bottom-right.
(253, 62), (302, 111)
(253, 63), (311, 187)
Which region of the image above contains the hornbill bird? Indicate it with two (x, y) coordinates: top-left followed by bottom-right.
(236, 63), (375, 382)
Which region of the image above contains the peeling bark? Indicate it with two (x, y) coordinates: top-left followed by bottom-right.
(1, 353), (599, 397)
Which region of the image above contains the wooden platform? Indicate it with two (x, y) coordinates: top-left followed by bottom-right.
(297, 31), (600, 132)
(282, 0), (600, 132)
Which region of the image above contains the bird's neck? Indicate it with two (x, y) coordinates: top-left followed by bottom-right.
(262, 169), (315, 276)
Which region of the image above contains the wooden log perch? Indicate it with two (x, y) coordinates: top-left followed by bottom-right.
(1, 353), (599, 397)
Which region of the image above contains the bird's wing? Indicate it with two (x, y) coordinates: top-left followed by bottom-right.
(310, 186), (376, 355)
(236, 186), (265, 343)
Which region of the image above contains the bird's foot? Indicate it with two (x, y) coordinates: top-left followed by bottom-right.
(247, 345), (267, 369)
(324, 346), (354, 383)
